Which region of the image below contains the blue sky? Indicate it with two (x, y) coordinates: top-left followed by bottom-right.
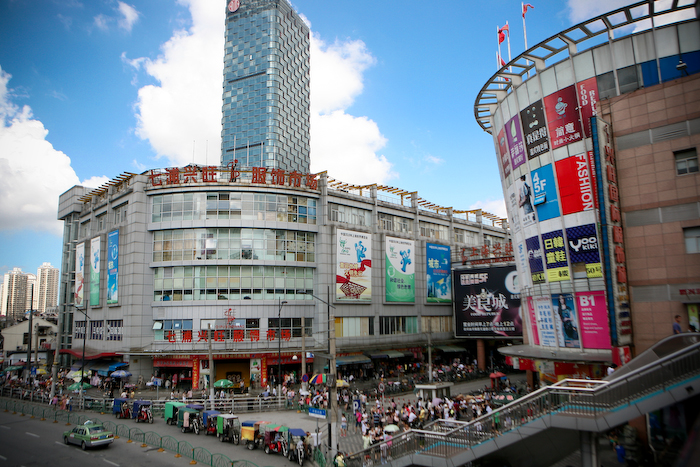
(0, 0), (630, 281)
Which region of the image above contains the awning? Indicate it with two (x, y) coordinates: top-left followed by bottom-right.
(88, 362), (113, 376)
(336, 355), (371, 366)
(384, 350), (406, 358)
(366, 350), (388, 359)
(109, 362), (129, 372)
(435, 345), (464, 352)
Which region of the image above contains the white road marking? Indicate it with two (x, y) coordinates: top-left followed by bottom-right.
(103, 460), (120, 466)
(0, 454), (7, 460)
(56, 441), (68, 447)
(0, 426), (9, 430)
(25, 432), (39, 438)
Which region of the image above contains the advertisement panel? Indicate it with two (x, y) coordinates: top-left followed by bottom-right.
(553, 293), (580, 348)
(520, 99), (550, 160)
(534, 296), (557, 347)
(497, 127), (511, 178)
(526, 235), (545, 284)
(542, 230), (570, 282)
(336, 229), (372, 301)
(575, 291), (611, 349)
(526, 296), (540, 345)
(566, 223), (603, 279)
(453, 266), (521, 338)
(385, 236), (415, 302)
(506, 183), (521, 234)
(107, 230), (119, 305)
(531, 164), (560, 221)
(75, 242), (85, 308)
(516, 173), (537, 227)
(505, 115), (526, 171)
(556, 153), (596, 215)
(577, 76), (598, 138)
(426, 243), (452, 303)
(514, 231), (530, 289)
(544, 85), (583, 149)
(90, 236), (100, 306)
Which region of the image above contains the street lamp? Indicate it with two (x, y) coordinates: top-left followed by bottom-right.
(277, 298), (287, 400)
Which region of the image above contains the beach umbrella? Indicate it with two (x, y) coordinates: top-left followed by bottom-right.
(67, 382), (92, 391)
(309, 374), (327, 385)
(214, 379), (234, 388)
(111, 370), (132, 378)
(489, 372), (506, 379)
(4, 365), (25, 372)
(336, 379), (350, 388)
(384, 424), (400, 433)
(35, 368), (48, 375)
(67, 369), (88, 381)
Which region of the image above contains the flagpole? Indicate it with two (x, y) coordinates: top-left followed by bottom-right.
(522, 3), (529, 50)
(497, 25), (503, 72)
(506, 20), (512, 73)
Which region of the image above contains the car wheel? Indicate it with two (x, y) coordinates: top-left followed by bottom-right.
(247, 442), (254, 450)
(234, 434), (240, 445)
(181, 427), (186, 433)
(63, 436), (69, 445)
(81, 441), (87, 451)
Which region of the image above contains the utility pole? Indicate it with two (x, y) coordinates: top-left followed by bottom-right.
(301, 315), (306, 393)
(208, 323), (215, 410)
(428, 319), (433, 383)
(328, 292), (337, 457)
(25, 289), (34, 384)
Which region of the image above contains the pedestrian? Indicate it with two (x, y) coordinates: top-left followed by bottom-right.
(341, 413), (347, 437)
(673, 315), (682, 334)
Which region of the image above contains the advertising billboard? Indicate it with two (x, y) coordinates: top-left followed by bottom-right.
(544, 85), (583, 149)
(516, 173), (537, 227)
(520, 99), (550, 160)
(552, 293), (580, 348)
(426, 243), (452, 303)
(497, 127), (511, 178)
(107, 230), (119, 305)
(526, 296), (540, 345)
(566, 223), (603, 279)
(385, 236), (415, 302)
(531, 164), (560, 221)
(556, 153), (597, 215)
(336, 229), (372, 301)
(75, 242), (85, 308)
(575, 291), (612, 349)
(453, 266), (522, 338)
(526, 235), (545, 284)
(542, 230), (570, 282)
(505, 114), (526, 171)
(577, 76), (598, 138)
(90, 236), (100, 306)
(534, 296), (557, 347)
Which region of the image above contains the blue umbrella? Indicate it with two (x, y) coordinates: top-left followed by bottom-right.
(111, 370), (132, 378)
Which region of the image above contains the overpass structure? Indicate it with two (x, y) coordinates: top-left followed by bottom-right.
(344, 334), (700, 467)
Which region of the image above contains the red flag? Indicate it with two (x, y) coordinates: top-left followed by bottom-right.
(498, 31), (505, 44)
(523, 3), (534, 18)
(499, 24), (510, 34)
(499, 54), (507, 67)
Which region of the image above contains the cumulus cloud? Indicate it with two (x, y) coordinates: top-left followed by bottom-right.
(469, 198), (508, 220)
(566, 0), (636, 23)
(0, 67), (81, 235)
(117, 2), (139, 32)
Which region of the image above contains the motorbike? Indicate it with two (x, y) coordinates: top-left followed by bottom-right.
(287, 428), (307, 466)
(178, 407), (202, 435)
(263, 426), (288, 456)
(134, 401), (153, 423)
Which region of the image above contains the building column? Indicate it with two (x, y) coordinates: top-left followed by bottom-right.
(477, 339), (487, 371)
(580, 431), (597, 467)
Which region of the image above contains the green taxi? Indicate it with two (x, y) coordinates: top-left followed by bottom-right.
(63, 421), (115, 450)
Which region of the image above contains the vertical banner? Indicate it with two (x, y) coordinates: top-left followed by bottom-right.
(90, 236), (100, 306)
(514, 231), (531, 290)
(192, 357), (200, 390)
(453, 266), (521, 337)
(552, 293), (580, 348)
(531, 164), (560, 221)
(336, 229), (372, 301)
(556, 153), (597, 215)
(544, 85), (583, 149)
(566, 224), (603, 279)
(526, 296), (540, 345)
(575, 291), (611, 349)
(534, 296), (557, 347)
(426, 243), (452, 303)
(576, 76), (598, 138)
(506, 115), (526, 171)
(75, 242), (85, 308)
(520, 99), (550, 160)
(107, 229), (119, 305)
(526, 235), (546, 284)
(517, 173), (537, 227)
(497, 127), (511, 178)
(507, 183), (521, 234)
(542, 230), (570, 282)
(385, 236), (415, 302)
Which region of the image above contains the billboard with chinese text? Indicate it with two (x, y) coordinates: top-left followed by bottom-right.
(385, 236), (415, 302)
(542, 230), (570, 282)
(426, 243), (452, 303)
(544, 85), (583, 149)
(107, 230), (119, 305)
(575, 291), (611, 349)
(90, 236), (100, 306)
(506, 114), (526, 171)
(336, 229), (372, 301)
(534, 296), (557, 347)
(526, 235), (545, 284)
(520, 99), (549, 160)
(497, 127), (511, 178)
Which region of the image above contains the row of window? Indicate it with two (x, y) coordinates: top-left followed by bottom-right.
(152, 318), (312, 342)
(73, 320), (123, 341)
(79, 203), (127, 238)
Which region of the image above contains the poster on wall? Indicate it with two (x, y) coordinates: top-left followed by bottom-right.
(552, 293), (580, 348)
(577, 76), (598, 138)
(526, 296), (540, 345)
(566, 224), (603, 279)
(544, 85), (583, 149)
(526, 235), (546, 284)
(556, 153), (597, 215)
(516, 173), (537, 227)
(426, 243), (452, 303)
(90, 236), (100, 306)
(520, 99), (550, 160)
(514, 231), (530, 289)
(507, 183), (521, 234)
(506, 115), (526, 171)
(336, 229), (372, 301)
(497, 127), (511, 178)
(531, 164), (560, 221)
(534, 296), (558, 347)
(454, 266), (522, 338)
(385, 236), (415, 302)
(542, 230), (570, 282)
(575, 291), (611, 349)
(75, 242), (85, 308)
(107, 230), (119, 305)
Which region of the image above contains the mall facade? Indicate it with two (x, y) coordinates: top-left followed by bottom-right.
(474, 1), (700, 384)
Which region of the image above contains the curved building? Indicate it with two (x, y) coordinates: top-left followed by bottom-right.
(475, 0), (700, 384)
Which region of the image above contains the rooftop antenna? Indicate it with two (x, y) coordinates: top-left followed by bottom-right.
(192, 140), (196, 164)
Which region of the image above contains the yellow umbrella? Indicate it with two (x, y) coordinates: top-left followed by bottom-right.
(36, 368), (48, 375)
(337, 379), (350, 388)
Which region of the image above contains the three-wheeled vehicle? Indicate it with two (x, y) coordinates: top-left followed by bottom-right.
(164, 401), (186, 425)
(263, 425), (289, 456)
(113, 398), (131, 419)
(202, 409), (220, 436)
(178, 406), (203, 434)
(133, 400), (153, 423)
(241, 420), (269, 450)
(217, 414), (241, 444)
(287, 428), (307, 466)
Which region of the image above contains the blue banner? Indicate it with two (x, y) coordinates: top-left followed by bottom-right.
(531, 164), (560, 221)
(426, 243), (452, 303)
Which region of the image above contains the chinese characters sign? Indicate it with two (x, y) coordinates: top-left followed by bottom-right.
(520, 99), (549, 160)
(526, 235), (545, 284)
(544, 85), (583, 149)
(426, 243), (452, 303)
(497, 127), (511, 178)
(107, 230), (119, 305)
(575, 291), (611, 349)
(336, 229), (372, 301)
(505, 115), (526, 171)
(542, 230), (570, 282)
(385, 237), (415, 303)
(534, 296), (557, 347)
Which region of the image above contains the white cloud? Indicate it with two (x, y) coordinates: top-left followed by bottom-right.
(469, 198), (507, 220)
(0, 67), (81, 235)
(566, 0), (636, 23)
(117, 2), (139, 32)
(81, 175), (110, 188)
(94, 13), (109, 31)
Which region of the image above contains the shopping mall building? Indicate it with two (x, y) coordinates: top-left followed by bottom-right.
(474, 1), (700, 384)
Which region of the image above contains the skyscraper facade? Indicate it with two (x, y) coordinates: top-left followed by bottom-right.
(1, 268), (29, 321)
(35, 262), (59, 314)
(220, 0), (310, 172)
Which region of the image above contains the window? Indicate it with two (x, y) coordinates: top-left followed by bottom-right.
(90, 320), (104, 340)
(267, 317), (312, 338)
(419, 222), (449, 240)
(378, 213), (413, 234)
(79, 221), (90, 238)
(379, 316), (417, 335)
(96, 213), (106, 231)
(421, 316), (452, 333)
(335, 317), (373, 337)
(114, 203), (128, 224)
(685, 227), (700, 253)
(330, 204), (372, 226)
(153, 319), (193, 341)
(675, 149), (698, 175)
(74, 320), (86, 340)
(106, 320), (123, 341)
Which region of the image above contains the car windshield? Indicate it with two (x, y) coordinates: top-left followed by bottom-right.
(88, 425), (108, 433)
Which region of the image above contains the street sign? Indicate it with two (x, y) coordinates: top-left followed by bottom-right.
(308, 407), (327, 419)
(353, 399), (360, 412)
(378, 382), (385, 393)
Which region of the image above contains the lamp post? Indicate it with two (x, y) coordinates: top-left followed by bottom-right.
(277, 298), (287, 401)
(76, 309), (90, 410)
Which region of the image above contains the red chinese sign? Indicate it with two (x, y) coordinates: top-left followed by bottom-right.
(577, 77), (598, 138)
(461, 242), (513, 265)
(544, 85), (583, 150)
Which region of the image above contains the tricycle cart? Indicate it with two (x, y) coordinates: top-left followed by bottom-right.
(178, 407), (202, 435)
(202, 409), (220, 436)
(113, 398), (130, 419)
(133, 400), (153, 423)
(263, 425), (289, 456)
(164, 401), (186, 425)
(217, 414), (241, 444)
(241, 420), (270, 450)
(287, 428), (308, 466)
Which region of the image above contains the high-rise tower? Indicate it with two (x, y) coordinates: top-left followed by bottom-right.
(35, 262), (59, 314)
(221, 0), (310, 172)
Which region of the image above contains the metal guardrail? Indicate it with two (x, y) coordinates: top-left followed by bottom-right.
(344, 335), (700, 466)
